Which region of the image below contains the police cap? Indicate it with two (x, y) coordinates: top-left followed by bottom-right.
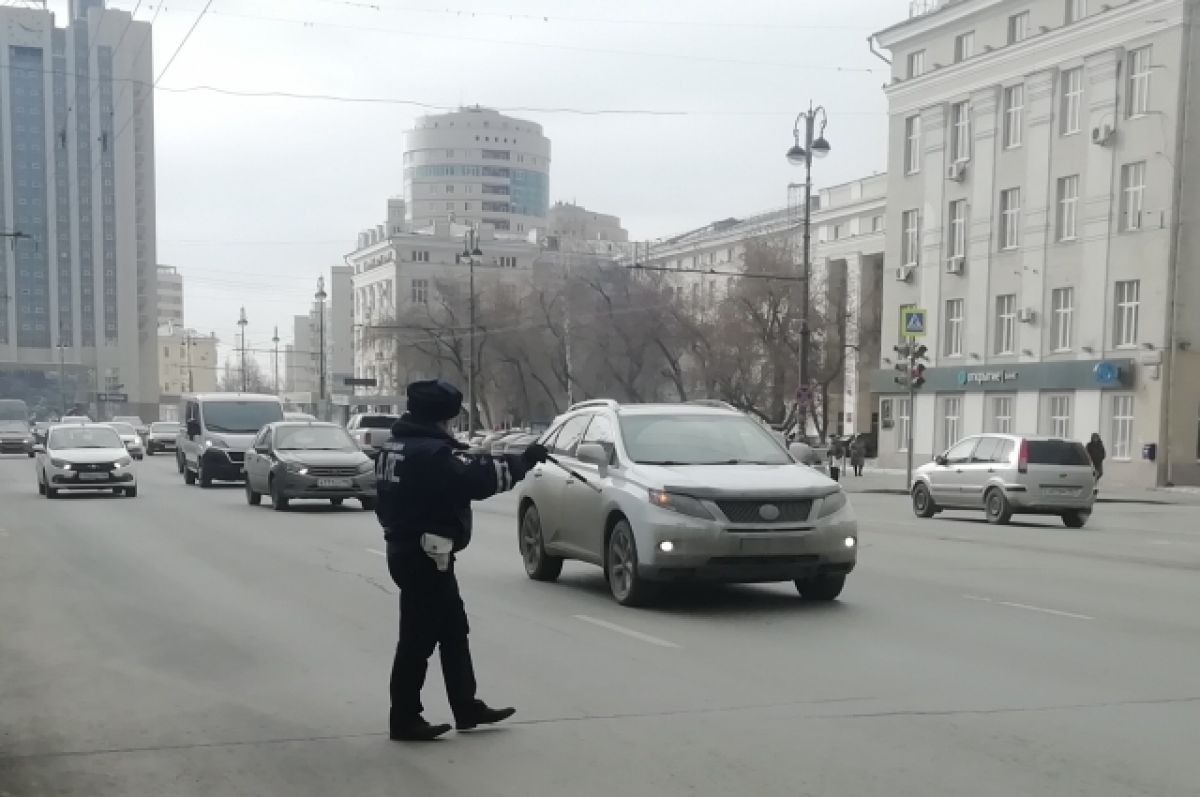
(406, 379), (464, 422)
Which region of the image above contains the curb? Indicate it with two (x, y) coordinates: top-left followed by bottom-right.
(849, 487), (1172, 506)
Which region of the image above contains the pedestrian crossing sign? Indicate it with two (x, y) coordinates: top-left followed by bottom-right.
(900, 308), (927, 337)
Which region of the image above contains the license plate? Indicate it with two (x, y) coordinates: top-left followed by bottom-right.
(317, 478), (352, 489)
(1043, 486), (1079, 496)
(80, 472), (109, 481)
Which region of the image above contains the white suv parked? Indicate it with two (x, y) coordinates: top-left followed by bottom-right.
(515, 400), (858, 606)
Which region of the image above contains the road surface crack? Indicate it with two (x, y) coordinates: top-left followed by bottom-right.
(319, 549), (393, 595)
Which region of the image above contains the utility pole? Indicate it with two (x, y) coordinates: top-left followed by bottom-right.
(237, 307), (248, 392)
(272, 326), (280, 395)
(561, 248), (574, 406)
(315, 277), (328, 420)
(57, 326), (67, 417)
(461, 227), (482, 434)
(185, 330), (195, 393)
(785, 102), (831, 439)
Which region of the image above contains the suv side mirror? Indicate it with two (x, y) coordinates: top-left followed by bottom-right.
(576, 442), (610, 474)
(186, 419), (201, 439)
(935, 454), (949, 466)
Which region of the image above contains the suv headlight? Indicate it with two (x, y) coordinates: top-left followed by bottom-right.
(284, 462), (309, 475)
(205, 438), (229, 449)
(114, 457), (133, 469)
(648, 489), (713, 520)
(817, 489), (848, 518)
(356, 460), (374, 474)
(50, 458), (73, 470)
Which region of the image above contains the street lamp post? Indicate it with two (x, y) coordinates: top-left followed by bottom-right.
(460, 228), (483, 435)
(237, 307), (248, 392)
(271, 326), (280, 395)
(785, 102), (831, 440)
(315, 277), (328, 420)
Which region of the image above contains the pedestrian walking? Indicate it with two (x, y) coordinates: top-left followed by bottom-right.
(828, 437), (844, 481)
(850, 437), (865, 477)
(1086, 432), (1106, 482)
(376, 379), (549, 741)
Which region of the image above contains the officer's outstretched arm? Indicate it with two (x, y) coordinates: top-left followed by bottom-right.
(436, 447), (530, 502)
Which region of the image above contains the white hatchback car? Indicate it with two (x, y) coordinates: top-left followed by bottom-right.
(105, 421), (146, 460)
(516, 400), (857, 606)
(35, 424), (138, 498)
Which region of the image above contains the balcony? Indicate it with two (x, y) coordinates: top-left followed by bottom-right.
(909, 0), (951, 18)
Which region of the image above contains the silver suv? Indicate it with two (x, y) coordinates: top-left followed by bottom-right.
(515, 400), (857, 606)
(911, 434), (1097, 527)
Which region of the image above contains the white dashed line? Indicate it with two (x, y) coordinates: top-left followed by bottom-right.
(366, 548), (386, 557)
(573, 614), (681, 649)
(963, 594), (1093, 621)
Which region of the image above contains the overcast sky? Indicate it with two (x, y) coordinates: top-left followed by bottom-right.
(53, 0), (906, 359)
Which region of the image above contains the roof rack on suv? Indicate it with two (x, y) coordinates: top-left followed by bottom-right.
(686, 399), (737, 410)
(567, 399), (620, 412)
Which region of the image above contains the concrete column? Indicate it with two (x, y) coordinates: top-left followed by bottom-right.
(843, 252), (863, 435)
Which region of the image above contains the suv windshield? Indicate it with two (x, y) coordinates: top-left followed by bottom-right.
(356, 415), (398, 429)
(201, 401), (284, 434)
(151, 422), (180, 433)
(275, 425), (358, 451)
(108, 423), (137, 436)
(619, 413), (791, 465)
(49, 426), (122, 450)
(1027, 440), (1092, 467)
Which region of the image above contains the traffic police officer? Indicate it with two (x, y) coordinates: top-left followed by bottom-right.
(376, 379), (548, 741)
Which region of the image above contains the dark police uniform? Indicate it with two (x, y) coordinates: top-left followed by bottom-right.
(376, 381), (543, 740)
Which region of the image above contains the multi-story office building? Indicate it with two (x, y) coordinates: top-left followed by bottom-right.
(638, 174), (888, 438)
(545, 201), (628, 243)
(0, 0), (158, 418)
(157, 326), (217, 418)
(157, 265), (183, 328)
(403, 106), (551, 233)
(870, 0), (1200, 487)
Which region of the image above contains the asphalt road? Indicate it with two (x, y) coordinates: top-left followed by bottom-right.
(2, 453), (1199, 796)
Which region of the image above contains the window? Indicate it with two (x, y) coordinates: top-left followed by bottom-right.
(904, 115), (922, 174)
(1046, 393), (1073, 438)
(907, 49), (925, 78)
(1066, 0), (1087, 23)
(1110, 394), (1134, 459)
(1000, 188), (1021, 250)
(994, 294), (1017, 354)
(872, 215), (883, 232)
(412, 249), (430, 263)
(971, 436), (1003, 463)
(948, 199), (968, 258)
(1056, 175), (1079, 241)
(954, 32), (975, 62)
(1127, 46), (1152, 117)
(410, 278), (428, 304)
(896, 398), (911, 452)
(940, 396), (963, 451)
(497, 256), (518, 268)
(1061, 67), (1083, 134)
(950, 101), (971, 162)
(1003, 84), (1024, 148)
(1007, 12), (1029, 44)
(1113, 279), (1140, 347)
(481, 149), (511, 160)
(549, 414), (591, 457)
(1120, 161), (1146, 231)
(944, 298), (964, 356)
(1051, 287), (1075, 351)
(901, 209), (921, 266)
(987, 396), (1014, 434)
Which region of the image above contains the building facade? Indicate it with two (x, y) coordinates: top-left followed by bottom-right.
(546, 201), (629, 243)
(157, 265), (183, 328)
(157, 326), (217, 418)
(636, 174), (888, 438)
(402, 106), (551, 233)
(0, 1), (158, 418)
(871, 0), (1200, 487)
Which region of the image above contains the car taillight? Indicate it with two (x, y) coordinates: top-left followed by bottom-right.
(1017, 439), (1029, 473)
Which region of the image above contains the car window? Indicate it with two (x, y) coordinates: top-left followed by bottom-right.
(1027, 440), (1092, 466)
(200, 401), (284, 434)
(550, 414), (591, 457)
(996, 439), (1015, 463)
(48, 426), (122, 450)
(618, 413), (791, 465)
(944, 438), (978, 464)
(972, 436), (1002, 463)
(150, 422), (179, 432)
(108, 423), (137, 436)
(356, 415), (397, 429)
(582, 414), (616, 445)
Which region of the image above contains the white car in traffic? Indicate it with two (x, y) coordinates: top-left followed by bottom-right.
(105, 422), (146, 460)
(35, 424), (138, 498)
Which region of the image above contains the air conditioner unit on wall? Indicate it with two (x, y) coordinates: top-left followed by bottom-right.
(1017, 308), (1037, 323)
(945, 255), (965, 275)
(946, 161), (967, 181)
(1092, 124), (1115, 146)
(895, 265), (915, 282)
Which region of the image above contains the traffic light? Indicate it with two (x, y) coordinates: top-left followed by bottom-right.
(894, 342), (929, 390)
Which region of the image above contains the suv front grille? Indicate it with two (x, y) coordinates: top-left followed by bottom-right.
(716, 499), (814, 524)
(307, 466), (359, 478)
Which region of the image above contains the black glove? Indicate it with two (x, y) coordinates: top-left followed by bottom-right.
(522, 443), (549, 467)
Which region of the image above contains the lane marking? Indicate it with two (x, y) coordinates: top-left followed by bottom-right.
(366, 548), (385, 557)
(962, 594), (1092, 621)
(573, 614), (681, 649)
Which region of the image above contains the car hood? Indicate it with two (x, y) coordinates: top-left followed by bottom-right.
(633, 463), (838, 499)
(0, 422), (30, 436)
(49, 447), (129, 463)
(276, 450), (369, 467)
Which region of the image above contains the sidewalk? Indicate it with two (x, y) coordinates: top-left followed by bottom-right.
(833, 466), (1200, 506)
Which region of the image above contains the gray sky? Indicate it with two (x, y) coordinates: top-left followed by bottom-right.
(57, 0), (906, 357)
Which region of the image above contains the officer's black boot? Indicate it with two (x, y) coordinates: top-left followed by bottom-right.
(390, 715), (452, 742)
(455, 700), (516, 731)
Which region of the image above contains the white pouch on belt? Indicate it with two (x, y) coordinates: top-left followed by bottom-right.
(420, 533), (455, 571)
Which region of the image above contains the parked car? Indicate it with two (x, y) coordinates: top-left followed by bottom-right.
(346, 413), (399, 457)
(910, 434), (1097, 527)
(112, 415), (149, 437)
(515, 399), (857, 606)
(178, 393), (285, 487)
(104, 422), (146, 460)
(243, 421), (376, 511)
(34, 423), (137, 498)
(145, 421), (180, 455)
